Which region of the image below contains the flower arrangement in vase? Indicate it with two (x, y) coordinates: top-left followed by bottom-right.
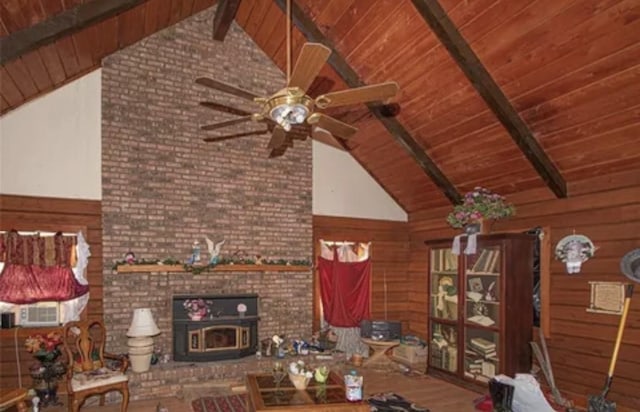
(183, 298), (211, 320)
(25, 332), (66, 406)
(288, 360), (313, 390)
(446, 186), (515, 233)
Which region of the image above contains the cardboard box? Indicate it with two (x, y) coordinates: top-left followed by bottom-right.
(392, 344), (428, 365)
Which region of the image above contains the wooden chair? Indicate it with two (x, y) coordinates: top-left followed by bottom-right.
(62, 320), (129, 412)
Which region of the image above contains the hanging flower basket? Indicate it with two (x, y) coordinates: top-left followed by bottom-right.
(446, 187), (515, 233)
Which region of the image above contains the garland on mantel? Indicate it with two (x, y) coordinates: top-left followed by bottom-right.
(112, 257), (312, 275)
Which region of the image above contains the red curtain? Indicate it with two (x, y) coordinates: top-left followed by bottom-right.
(0, 231), (89, 304)
(318, 252), (371, 327)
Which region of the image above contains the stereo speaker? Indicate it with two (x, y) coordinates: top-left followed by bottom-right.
(360, 319), (402, 341)
(1, 312), (15, 329)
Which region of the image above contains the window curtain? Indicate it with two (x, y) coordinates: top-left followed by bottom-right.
(318, 240), (371, 358)
(0, 230), (90, 323)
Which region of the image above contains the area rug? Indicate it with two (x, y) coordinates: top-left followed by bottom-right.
(191, 394), (247, 412)
(367, 392), (430, 412)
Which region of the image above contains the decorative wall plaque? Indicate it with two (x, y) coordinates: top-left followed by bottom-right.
(587, 281), (625, 315)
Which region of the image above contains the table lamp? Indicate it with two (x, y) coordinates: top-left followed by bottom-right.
(127, 308), (160, 372)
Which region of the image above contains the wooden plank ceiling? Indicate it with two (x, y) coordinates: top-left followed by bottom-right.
(1, 0), (639, 213)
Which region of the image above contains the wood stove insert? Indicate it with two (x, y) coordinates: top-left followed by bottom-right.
(172, 294), (259, 362)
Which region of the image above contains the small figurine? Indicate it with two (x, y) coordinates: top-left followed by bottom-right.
(124, 251), (136, 265)
(485, 281), (497, 301)
(190, 241), (201, 264)
(205, 237), (225, 265)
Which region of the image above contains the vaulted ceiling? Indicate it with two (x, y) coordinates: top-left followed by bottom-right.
(2, 0), (639, 213)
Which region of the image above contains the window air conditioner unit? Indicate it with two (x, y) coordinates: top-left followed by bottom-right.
(17, 302), (61, 327)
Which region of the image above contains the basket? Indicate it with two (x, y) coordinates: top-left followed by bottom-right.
(288, 372), (311, 390)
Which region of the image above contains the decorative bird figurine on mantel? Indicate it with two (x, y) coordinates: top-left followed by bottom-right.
(205, 237), (225, 265)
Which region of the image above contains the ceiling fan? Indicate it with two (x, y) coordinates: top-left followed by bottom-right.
(196, 0), (399, 157)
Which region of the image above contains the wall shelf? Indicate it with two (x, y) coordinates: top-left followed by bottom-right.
(115, 264), (311, 274)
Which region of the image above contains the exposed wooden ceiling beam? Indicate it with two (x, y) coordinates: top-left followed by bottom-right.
(272, 0), (461, 205)
(411, 0), (567, 198)
(0, 0), (147, 65)
(213, 0), (241, 41)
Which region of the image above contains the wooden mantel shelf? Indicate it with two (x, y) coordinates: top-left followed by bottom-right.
(115, 264), (311, 274)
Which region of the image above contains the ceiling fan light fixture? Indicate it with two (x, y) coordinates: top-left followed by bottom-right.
(270, 103), (309, 130)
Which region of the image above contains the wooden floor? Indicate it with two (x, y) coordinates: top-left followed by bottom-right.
(31, 365), (480, 412)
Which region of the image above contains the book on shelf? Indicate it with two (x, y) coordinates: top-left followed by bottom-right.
(470, 249), (490, 272)
(486, 353), (498, 362)
(470, 337), (496, 351)
(467, 347), (497, 360)
(446, 346), (457, 372)
(487, 249), (501, 273)
(434, 249), (458, 272)
(445, 249), (457, 271)
(482, 361), (496, 378)
(468, 315), (496, 327)
(470, 249), (501, 273)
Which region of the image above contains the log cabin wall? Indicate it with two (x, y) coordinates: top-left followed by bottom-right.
(0, 194), (102, 391)
(407, 169), (640, 411)
(312, 215), (409, 333)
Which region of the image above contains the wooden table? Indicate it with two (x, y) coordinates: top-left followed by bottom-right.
(0, 388), (29, 412)
(246, 370), (369, 411)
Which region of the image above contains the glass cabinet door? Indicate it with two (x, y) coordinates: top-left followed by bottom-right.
(430, 247), (458, 321)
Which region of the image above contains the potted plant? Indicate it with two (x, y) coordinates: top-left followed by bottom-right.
(446, 187), (515, 233)
(25, 332), (66, 406)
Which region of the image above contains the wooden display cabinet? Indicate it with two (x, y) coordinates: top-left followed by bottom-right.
(425, 233), (534, 389)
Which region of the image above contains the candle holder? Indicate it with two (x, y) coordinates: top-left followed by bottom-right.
(272, 362), (286, 394)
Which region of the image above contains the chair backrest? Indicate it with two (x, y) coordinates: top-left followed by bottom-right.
(63, 320), (107, 373)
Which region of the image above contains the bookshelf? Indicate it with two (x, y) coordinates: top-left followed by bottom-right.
(426, 233), (534, 389)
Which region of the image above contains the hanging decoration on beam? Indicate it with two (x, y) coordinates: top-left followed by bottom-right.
(554, 234), (596, 274)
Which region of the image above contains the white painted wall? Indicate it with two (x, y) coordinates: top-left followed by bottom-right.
(0, 70), (102, 200)
(0, 71), (406, 221)
(312, 141), (407, 221)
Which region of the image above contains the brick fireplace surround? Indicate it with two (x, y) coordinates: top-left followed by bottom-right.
(106, 267), (313, 401)
(100, 6), (313, 401)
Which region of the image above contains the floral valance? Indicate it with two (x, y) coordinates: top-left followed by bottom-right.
(0, 230), (77, 267)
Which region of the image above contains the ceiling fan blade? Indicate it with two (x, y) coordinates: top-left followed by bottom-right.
(307, 113), (358, 140)
(311, 127), (346, 151)
(314, 81), (399, 109)
(199, 102), (253, 117)
(269, 146), (288, 158)
(196, 77), (262, 101)
(287, 43), (331, 93)
(202, 129), (268, 143)
(266, 126), (287, 149)
(201, 116), (253, 131)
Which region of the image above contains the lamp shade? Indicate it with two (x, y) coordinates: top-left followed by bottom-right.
(127, 308), (160, 337)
